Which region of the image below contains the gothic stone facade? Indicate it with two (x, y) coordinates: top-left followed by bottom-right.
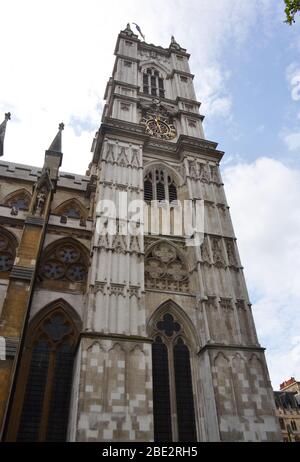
(0, 25), (281, 442)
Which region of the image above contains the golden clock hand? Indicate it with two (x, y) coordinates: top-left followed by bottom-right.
(157, 121), (162, 133)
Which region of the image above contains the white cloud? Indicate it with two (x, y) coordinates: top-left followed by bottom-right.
(223, 158), (300, 389)
(286, 63), (300, 101)
(195, 66), (232, 119)
(282, 131), (300, 151)
(0, 0), (275, 172)
(281, 63), (300, 152)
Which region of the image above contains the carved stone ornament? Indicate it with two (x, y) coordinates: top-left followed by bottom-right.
(94, 281), (107, 295)
(145, 242), (189, 292)
(225, 239), (238, 267)
(33, 189), (47, 216)
(110, 283), (126, 297)
(201, 236), (211, 265)
(128, 285), (140, 298)
(211, 237), (226, 267)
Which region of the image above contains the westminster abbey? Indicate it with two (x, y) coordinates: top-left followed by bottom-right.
(0, 25), (281, 442)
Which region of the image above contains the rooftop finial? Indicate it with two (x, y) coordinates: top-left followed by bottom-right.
(48, 122), (64, 153)
(121, 23), (135, 38)
(170, 35), (181, 50)
(0, 112), (11, 157)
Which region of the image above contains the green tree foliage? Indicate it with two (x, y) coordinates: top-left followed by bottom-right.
(285, 0), (300, 24)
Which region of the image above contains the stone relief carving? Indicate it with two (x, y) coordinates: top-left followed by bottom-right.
(94, 281), (107, 295)
(128, 285), (140, 298)
(130, 235), (141, 253)
(139, 50), (170, 67)
(219, 298), (233, 311)
(145, 242), (189, 292)
(210, 165), (220, 183)
(211, 237), (226, 267)
(33, 188), (47, 216)
(199, 163), (211, 183)
(104, 144), (115, 164)
(110, 283), (126, 297)
(112, 233), (127, 254)
(188, 159), (198, 179)
(236, 299), (246, 310)
(131, 149), (140, 168)
(201, 236), (211, 265)
(117, 147), (129, 167)
(225, 239), (238, 267)
(207, 296), (218, 310)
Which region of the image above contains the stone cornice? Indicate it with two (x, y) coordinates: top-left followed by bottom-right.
(114, 53), (140, 64)
(178, 110), (204, 121)
(80, 331), (153, 344)
(169, 69), (195, 80)
(92, 118), (224, 164)
(112, 80), (140, 91)
(112, 94), (139, 104)
(177, 96), (201, 107)
(198, 343), (264, 355)
(138, 41), (189, 58)
(114, 31), (190, 60)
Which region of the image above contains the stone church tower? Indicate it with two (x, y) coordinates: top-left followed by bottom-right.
(0, 25), (281, 442)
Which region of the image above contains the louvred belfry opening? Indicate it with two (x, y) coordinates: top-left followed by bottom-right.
(143, 169), (177, 203)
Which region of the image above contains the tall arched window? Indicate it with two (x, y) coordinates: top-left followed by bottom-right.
(144, 168), (177, 202)
(7, 301), (80, 441)
(151, 312), (197, 442)
(143, 68), (165, 98)
(0, 227), (17, 277)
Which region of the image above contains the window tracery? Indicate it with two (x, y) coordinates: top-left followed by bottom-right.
(40, 241), (88, 283)
(3, 189), (31, 211)
(145, 242), (189, 292)
(151, 311), (197, 442)
(14, 303), (80, 442)
(54, 199), (87, 220)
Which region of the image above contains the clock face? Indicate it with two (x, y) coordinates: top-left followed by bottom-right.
(142, 115), (176, 140)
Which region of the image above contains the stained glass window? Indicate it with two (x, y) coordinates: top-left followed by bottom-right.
(16, 308), (78, 442)
(151, 312), (197, 442)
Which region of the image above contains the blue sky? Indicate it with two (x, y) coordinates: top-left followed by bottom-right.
(205, 8), (300, 167)
(0, 0), (300, 388)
